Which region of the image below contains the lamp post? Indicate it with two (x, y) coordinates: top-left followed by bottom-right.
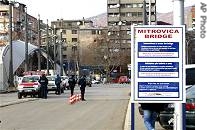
(37, 14), (41, 71)
(59, 29), (63, 76)
(8, 0), (14, 87)
(72, 44), (77, 76)
(24, 6), (28, 72)
(76, 21), (81, 77)
(46, 19), (49, 75)
(53, 25), (57, 72)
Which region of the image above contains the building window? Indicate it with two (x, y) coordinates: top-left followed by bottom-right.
(108, 4), (120, 8)
(62, 30), (66, 34)
(126, 4), (132, 8)
(126, 12), (132, 17)
(132, 12), (138, 17)
(72, 38), (77, 42)
(62, 38), (66, 42)
(92, 30), (96, 35)
(63, 55), (67, 59)
(72, 30), (77, 34)
(63, 47), (67, 51)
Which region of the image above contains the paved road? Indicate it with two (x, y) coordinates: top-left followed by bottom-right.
(0, 84), (130, 130)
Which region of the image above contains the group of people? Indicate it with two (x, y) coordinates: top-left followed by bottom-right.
(38, 73), (87, 101)
(68, 74), (87, 101)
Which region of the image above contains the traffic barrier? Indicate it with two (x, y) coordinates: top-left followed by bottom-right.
(68, 94), (81, 104)
(76, 94), (81, 101)
(68, 95), (75, 104)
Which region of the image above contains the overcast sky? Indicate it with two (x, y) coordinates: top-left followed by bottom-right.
(17, 0), (195, 22)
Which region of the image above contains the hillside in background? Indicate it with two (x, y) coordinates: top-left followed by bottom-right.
(87, 6), (194, 27)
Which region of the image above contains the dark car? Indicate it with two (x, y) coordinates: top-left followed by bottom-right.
(158, 85), (195, 130)
(86, 76), (92, 87)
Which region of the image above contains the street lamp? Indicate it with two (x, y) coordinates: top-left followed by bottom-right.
(72, 44), (77, 76)
(24, 6), (28, 72)
(37, 14), (41, 71)
(59, 29), (63, 76)
(76, 21), (81, 77)
(53, 25), (57, 72)
(46, 19), (49, 75)
(8, 0), (14, 87)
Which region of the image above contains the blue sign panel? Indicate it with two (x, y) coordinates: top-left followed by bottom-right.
(138, 82), (179, 98)
(138, 62), (179, 78)
(138, 42), (179, 58)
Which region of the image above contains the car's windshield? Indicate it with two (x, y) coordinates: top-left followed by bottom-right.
(186, 67), (195, 85)
(47, 76), (55, 81)
(22, 76), (39, 82)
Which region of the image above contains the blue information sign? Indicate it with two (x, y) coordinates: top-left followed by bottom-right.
(131, 25), (185, 103)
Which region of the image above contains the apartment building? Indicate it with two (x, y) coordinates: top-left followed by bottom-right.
(51, 19), (106, 74)
(0, 1), (38, 46)
(107, 0), (156, 74)
(186, 5), (195, 30)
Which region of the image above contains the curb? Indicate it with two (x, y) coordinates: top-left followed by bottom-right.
(0, 98), (39, 107)
(124, 98), (131, 130)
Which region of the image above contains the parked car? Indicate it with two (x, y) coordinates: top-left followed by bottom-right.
(158, 85), (195, 130)
(118, 76), (130, 84)
(86, 76), (92, 87)
(17, 75), (41, 99)
(46, 75), (64, 94)
(91, 79), (101, 84)
(61, 76), (69, 89)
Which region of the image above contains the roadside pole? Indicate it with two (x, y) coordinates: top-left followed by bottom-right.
(173, 0), (185, 130)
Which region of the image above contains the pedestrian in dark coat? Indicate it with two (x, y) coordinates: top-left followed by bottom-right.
(38, 74), (48, 99)
(140, 103), (167, 130)
(55, 74), (62, 95)
(78, 75), (87, 101)
(68, 75), (76, 96)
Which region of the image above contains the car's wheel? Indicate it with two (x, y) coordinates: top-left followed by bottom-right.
(158, 119), (173, 130)
(18, 93), (22, 99)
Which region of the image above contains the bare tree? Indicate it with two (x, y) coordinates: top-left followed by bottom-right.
(90, 30), (123, 83)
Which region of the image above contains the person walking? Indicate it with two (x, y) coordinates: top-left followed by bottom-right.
(68, 75), (76, 96)
(55, 74), (62, 95)
(140, 103), (167, 130)
(38, 73), (48, 99)
(78, 75), (87, 101)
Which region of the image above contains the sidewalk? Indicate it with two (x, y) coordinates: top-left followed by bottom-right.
(124, 98), (165, 130)
(0, 92), (39, 107)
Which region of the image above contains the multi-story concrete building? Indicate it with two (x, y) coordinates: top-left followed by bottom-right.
(186, 5), (195, 30)
(0, 1), (38, 46)
(107, 0), (156, 75)
(51, 19), (106, 75)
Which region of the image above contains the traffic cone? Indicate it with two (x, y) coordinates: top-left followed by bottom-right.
(68, 95), (75, 104)
(76, 94), (79, 102)
(79, 94), (81, 101)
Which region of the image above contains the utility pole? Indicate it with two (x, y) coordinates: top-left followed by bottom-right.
(59, 29), (63, 76)
(53, 25), (57, 73)
(143, 0), (147, 25)
(173, 0), (185, 130)
(24, 7), (28, 72)
(46, 19), (49, 75)
(148, 0), (151, 25)
(8, 1), (14, 87)
(37, 14), (41, 71)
